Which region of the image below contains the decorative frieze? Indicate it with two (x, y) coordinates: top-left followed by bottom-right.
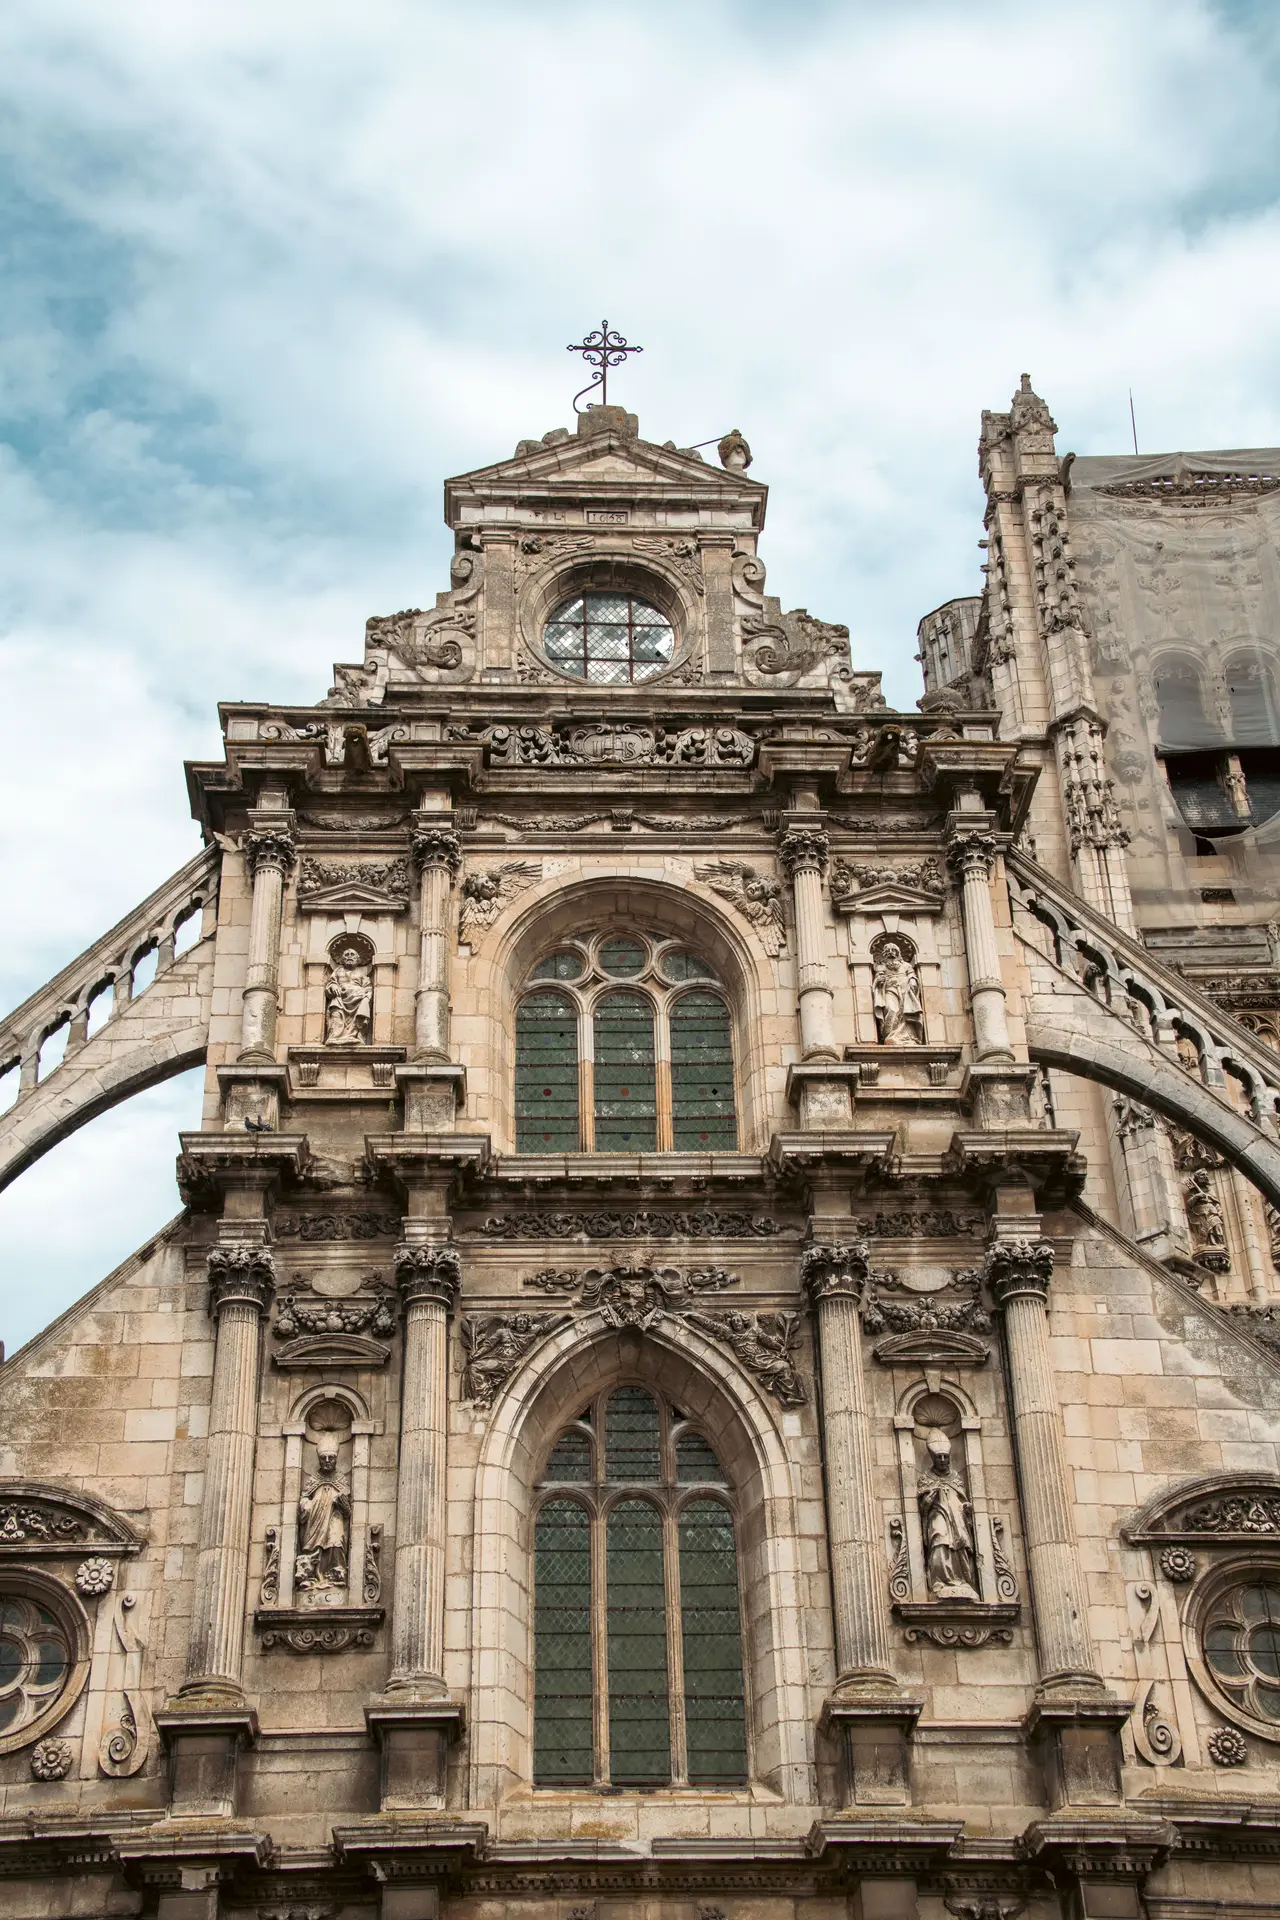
(470, 1208), (788, 1240)
(275, 1211), (400, 1241)
(465, 721), (755, 770)
(297, 856), (411, 914)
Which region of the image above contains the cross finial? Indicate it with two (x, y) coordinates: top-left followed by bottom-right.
(567, 320), (642, 413)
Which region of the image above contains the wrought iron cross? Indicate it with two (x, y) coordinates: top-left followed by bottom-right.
(567, 320), (642, 412)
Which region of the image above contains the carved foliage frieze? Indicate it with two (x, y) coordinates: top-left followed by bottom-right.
(297, 855), (411, 913)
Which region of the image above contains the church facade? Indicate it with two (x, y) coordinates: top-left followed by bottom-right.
(5, 385), (1280, 1919)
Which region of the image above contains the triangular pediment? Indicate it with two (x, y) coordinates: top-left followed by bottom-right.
(831, 881), (946, 916)
(444, 426), (767, 525)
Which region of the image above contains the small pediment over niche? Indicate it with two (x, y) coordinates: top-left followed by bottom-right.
(872, 1329), (990, 1367)
(0, 1482), (146, 1557)
(296, 856), (411, 915)
(273, 1333), (392, 1370)
(830, 858), (946, 918)
(1123, 1472), (1280, 1544)
(833, 881), (947, 917)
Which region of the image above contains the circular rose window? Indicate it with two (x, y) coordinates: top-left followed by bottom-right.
(1204, 1581), (1280, 1724)
(0, 1581), (87, 1754)
(543, 592), (675, 684)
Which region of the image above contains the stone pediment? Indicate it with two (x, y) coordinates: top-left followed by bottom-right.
(833, 880), (946, 917)
(296, 856), (411, 914)
(1123, 1472), (1280, 1544)
(0, 1481), (146, 1557)
(445, 424), (767, 527)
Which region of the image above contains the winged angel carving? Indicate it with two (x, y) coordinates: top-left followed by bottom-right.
(694, 861), (787, 955)
(457, 861), (542, 941)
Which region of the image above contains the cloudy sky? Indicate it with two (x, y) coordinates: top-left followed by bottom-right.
(2, 0), (1280, 1353)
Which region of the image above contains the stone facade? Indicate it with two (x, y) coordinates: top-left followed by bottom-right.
(4, 393), (1280, 1916)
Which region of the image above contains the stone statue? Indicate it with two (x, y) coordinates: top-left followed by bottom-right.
(872, 940), (925, 1045)
(1185, 1169), (1227, 1249)
(917, 1429), (979, 1600)
(294, 1442), (351, 1595)
(324, 946), (372, 1045)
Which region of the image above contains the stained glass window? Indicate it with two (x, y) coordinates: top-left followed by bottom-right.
(670, 991), (738, 1150)
(605, 1386), (660, 1482)
(533, 1501), (594, 1783)
(515, 939), (738, 1154)
(607, 1500), (671, 1785)
(515, 991), (580, 1152)
(679, 1500), (748, 1784)
(532, 1388), (748, 1790)
(593, 992), (657, 1151)
(543, 592), (676, 685)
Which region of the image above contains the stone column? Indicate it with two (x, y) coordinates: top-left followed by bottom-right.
(947, 824), (1013, 1063)
(238, 819), (295, 1060)
(779, 820), (839, 1062)
(985, 1235), (1100, 1691)
(387, 1242), (460, 1694)
(802, 1243), (895, 1688)
(181, 1246), (275, 1700)
(409, 816), (462, 1062)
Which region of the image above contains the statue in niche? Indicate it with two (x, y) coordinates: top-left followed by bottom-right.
(294, 1440), (351, 1597)
(1185, 1169), (1227, 1251)
(872, 939), (925, 1046)
(324, 944), (373, 1045)
(916, 1428), (979, 1601)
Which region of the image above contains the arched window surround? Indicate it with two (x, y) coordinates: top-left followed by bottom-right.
(467, 1312), (817, 1807)
(472, 875), (775, 1156)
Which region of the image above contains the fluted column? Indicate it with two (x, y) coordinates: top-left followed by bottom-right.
(780, 821), (839, 1062)
(239, 819), (295, 1060)
(986, 1236), (1102, 1693)
(802, 1243), (896, 1690)
(947, 825), (1013, 1062)
(181, 1247), (274, 1700)
(410, 816), (462, 1062)
(387, 1242), (460, 1695)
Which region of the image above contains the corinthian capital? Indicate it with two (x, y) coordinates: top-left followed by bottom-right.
(946, 829), (998, 882)
(779, 823), (830, 879)
(206, 1244), (276, 1315)
(411, 820), (463, 876)
(800, 1239), (872, 1303)
(395, 1242), (462, 1308)
(983, 1236), (1054, 1306)
(242, 824), (297, 875)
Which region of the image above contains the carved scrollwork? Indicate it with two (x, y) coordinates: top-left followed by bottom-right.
(98, 1593), (153, 1778)
(473, 1210), (786, 1241)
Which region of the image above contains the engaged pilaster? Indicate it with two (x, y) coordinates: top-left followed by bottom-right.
(803, 1241), (920, 1806)
(985, 1228), (1128, 1806)
(398, 813), (465, 1130)
(182, 1245), (275, 1703)
(945, 815), (1012, 1064)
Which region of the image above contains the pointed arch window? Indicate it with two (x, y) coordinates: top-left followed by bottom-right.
(514, 936), (738, 1153)
(532, 1385), (748, 1789)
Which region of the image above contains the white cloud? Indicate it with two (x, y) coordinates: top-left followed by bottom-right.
(3, 0), (1280, 1333)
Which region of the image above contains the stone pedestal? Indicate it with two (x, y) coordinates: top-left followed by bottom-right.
(154, 1705), (259, 1819)
(366, 1700), (466, 1811)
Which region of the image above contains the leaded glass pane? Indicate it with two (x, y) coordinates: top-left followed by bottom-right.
(605, 1387), (660, 1482)
(678, 1499), (748, 1784)
(676, 1432), (726, 1483)
(545, 1429), (592, 1483)
(593, 992), (657, 1150)
(542, 592), (675, 685)
(534, 1500), (594, 1784)
(606, 1500), (671, 1785)
(532, 950), (585, 981)
(598, 937), (646, 978)
(515, 992), (580, 1152)
(660, 949), (716, 983)
(670, 990), (737, 1151)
